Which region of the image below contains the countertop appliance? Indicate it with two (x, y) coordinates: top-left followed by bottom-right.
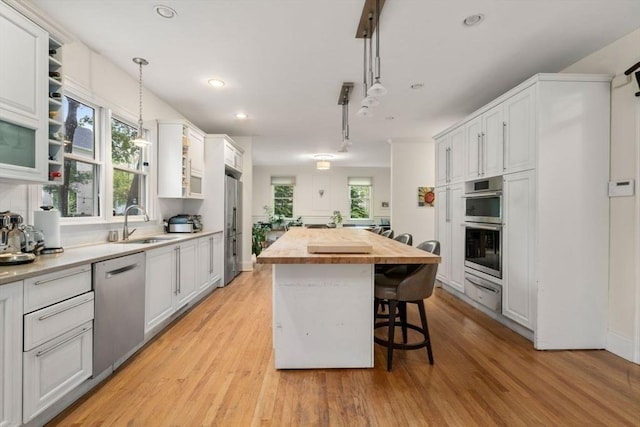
(93, 252), (145, 375)
(224, 175), (242, 285)
(464, 272), (502, 314)
(165, 214), (203, 233)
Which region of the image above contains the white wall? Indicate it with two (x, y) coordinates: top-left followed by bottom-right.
(390, 139), (437, 246)
(562, 28), (640, 362)
(252, 166), (390, 225)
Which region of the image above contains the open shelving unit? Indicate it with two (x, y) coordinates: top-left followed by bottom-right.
(47, 38), (63, 184)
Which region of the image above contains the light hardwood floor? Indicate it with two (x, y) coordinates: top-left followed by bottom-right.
(49, 264), (640, 426)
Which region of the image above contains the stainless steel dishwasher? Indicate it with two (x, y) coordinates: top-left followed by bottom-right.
(93, 252), (145, 375)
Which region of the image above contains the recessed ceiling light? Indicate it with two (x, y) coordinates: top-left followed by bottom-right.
(154, 5), (177, 19)
(385, 116), (395, 120)
(208, 79), (226, 88)
(410, 83), (424, 90)
(463, 13), (484, 26)
(235, 113), (248, 120)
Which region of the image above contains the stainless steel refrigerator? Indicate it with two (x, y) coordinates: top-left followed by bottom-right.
(224, 175), (242, 285)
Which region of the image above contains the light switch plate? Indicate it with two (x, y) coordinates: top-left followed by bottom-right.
(608, 179), (635, 197)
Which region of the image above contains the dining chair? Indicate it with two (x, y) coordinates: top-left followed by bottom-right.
(381, 229), (394, 238)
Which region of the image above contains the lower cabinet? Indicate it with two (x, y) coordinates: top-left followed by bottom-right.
(22, 322), (93, 423)
(435, 183), (465, 292)
(197, 233), (223, 293)
(145, 238), (200, 334)
(502, 170), (536, 329)
(0, 281), (22, 427)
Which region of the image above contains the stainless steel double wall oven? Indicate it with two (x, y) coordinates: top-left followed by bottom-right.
(463, 177), (503, 313)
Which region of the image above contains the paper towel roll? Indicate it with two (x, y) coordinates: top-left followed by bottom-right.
(34, 209), (61, 248)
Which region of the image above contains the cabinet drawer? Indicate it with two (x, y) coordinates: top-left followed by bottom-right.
(23, 322), (93, 422)
(24, 265), (92, 313)
(24, 291), (94, 351)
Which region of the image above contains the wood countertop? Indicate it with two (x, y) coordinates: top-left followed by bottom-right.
(257, 228), (441, 265)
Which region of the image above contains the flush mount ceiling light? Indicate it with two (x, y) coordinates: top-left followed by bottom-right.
(208, 78), (226, 88)
(463, 13), (484, 26)
(314, 154), (334, 170)
(410, 83), (424, 90)
(131, 57), (151, 147)
(154, 5), (177, 19)
(235, 112), (248, 119)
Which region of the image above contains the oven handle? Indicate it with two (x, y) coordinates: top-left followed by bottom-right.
(465, 223), (502, 231)
(461, 191), (502, 198)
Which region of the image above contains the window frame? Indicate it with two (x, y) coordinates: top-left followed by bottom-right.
(108, 114), (150, 218)
(36, 79), (153, 225)
(348, 177), (373, 221)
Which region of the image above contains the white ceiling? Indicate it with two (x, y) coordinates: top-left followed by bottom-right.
(27, 0), (640, 168)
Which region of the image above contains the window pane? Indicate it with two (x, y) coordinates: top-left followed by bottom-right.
(349, 185), (371, 219)
(62, 96), (95, 159)
(113, 169), (145, 216)
(111, 118), (142, 169)
(42, 159), (98, 217)
(273, 184), (293, 218)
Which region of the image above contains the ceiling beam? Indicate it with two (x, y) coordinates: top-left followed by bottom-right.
(355, 0), (386, 38)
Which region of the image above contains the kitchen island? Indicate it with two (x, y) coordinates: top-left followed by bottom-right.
(257, 228), (440, 369)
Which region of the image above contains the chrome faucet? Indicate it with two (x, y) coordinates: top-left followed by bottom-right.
(123, 204), (150, 240)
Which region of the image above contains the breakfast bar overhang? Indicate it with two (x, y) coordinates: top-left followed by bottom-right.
(257, 228), (440, 369)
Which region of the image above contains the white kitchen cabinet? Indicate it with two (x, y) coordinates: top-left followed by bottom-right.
(435, 73), (611, 349)
(0, 2), (48, 183)
(502, 170), (536, 329)
(145, 240), (200, 334)
(157, 120), (205, 199)
(503, 86), (535, 174)
(465, 105), (503, 180)
(23, 322), (93, 423)
(0, 281), (23, 427)
(197, 233), (223, 293)
(435, 183), (464, 292)
(435, 127), (464, 187)
(21, 266), (94, 423)
(224, 140), (243, 174)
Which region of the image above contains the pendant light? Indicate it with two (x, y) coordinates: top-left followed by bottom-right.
(339, 83), (352, 152)
(131, 57), (151, 147)
(361, 13), (379, 108)
(357, 24), (374, 117)
(367, 0), (387, 97)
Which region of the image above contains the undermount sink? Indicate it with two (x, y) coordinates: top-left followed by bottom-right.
(120, 236), (177, 244)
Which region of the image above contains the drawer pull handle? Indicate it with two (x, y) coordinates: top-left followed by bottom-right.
(106, 263), (139, 278)
(38, 297), (92, 321)
(36, 327), (89, 357)
(467, 278), (499, 294)
(34, 268), (90, 285)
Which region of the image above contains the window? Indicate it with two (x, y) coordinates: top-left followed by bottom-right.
(42, 96), (100, 217)
(111, 118), (147, 216)
(271, 176), (295, 218)
(348, 177), (372, 219)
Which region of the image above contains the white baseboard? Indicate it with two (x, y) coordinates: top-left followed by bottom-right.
(606, 330), (637, 363)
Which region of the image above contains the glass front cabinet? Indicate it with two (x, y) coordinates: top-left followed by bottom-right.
(0, 2), (61, 183)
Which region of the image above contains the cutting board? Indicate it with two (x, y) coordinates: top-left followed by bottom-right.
(307, 241), (373, 254)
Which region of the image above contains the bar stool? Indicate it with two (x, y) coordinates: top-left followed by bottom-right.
(374, 262), (438, 371)
(380, 229), (394, 238)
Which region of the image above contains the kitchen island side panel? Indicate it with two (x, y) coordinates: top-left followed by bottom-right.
(273, 264), (374, 369)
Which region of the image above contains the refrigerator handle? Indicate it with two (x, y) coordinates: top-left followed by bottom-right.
(232, 238), (237, 256)
(232, 207), (237, 233)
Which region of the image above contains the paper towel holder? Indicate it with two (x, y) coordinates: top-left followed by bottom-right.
(35, 205), (64, 254)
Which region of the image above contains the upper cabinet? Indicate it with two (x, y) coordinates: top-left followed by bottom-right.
(157, 120), (205, 199)
(502, 86), (535, 174)
(224, 140), (243, 175)
(464, 104), (504, 180)
(0, 2), (49, 183)
(435, 126), (464, 186)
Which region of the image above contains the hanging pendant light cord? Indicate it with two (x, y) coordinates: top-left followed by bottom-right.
(137, 61), (144, 138)
(368, 14), (374, 90)
(362, 30), (368, 97)
(375, 0), (381, 80)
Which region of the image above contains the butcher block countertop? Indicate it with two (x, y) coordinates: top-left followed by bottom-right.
(257, 228), (441, 265)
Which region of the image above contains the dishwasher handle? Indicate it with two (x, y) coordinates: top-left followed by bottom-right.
(105, 263), (140, 279)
